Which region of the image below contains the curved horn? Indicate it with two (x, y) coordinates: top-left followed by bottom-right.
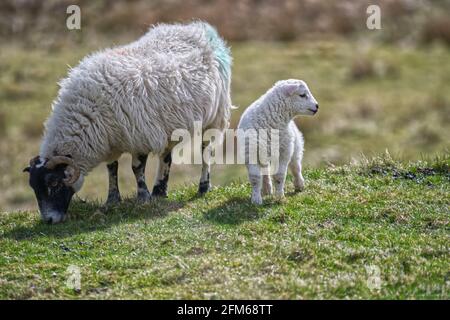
(45, 156), (80, 185)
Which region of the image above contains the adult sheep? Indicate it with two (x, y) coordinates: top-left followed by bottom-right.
(23, 22), (233, 224)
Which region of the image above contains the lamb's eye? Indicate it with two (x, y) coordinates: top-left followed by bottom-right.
(299, 93), (307, 98)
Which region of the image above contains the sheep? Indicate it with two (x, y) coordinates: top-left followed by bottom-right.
(23, 21), (233, 223)
(237, 79), (319, 205)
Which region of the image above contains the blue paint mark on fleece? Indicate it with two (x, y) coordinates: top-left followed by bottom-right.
(203, 23), (232, 80)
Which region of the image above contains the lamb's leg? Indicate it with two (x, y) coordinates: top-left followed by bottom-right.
(198, 142), (211, 195)
(289, 157), (305, 192)
(273, 162), (288, 199)
(132, 154), (151, 202)
(152, 152), (172, 197)
(248, 164), (263, 205)
(105, 160), (121, 205)
(261, 173), (273, 196)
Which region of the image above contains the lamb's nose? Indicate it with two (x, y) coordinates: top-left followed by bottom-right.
(316, 103), (319, 109)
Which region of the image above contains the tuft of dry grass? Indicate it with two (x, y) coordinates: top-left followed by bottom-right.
(349, 56), (376, 80)
(421, 15), (450, 46)
(0, 111), (6, 135)
(348, 53), (398, 81)
(21, 119), (44, 139)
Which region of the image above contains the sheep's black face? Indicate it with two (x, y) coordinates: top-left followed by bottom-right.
(24, 160), (75, 224)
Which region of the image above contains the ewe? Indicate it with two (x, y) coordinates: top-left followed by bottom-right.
(23, 22), (232, 223)
(238, 80), (319, 205)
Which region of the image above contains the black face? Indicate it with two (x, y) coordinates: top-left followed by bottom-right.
(24, 161), (75, 224)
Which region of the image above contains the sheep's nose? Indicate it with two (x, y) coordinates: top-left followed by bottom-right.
(316, 103), (319, 109)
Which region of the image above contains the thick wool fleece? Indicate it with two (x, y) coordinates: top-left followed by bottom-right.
(40, 21), (232, 174)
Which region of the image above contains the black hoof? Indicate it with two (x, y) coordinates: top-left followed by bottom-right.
(137, 190), (152, 203)
(152, 185), (168, 198)
(198, 181), (211, 195)
(105, 194), (121, 206)
(152, 192), (168, 198)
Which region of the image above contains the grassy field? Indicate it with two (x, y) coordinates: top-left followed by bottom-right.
(0, 37), (449, 299)
(0, 154), (448, 299)
(1, 39), (450, 211)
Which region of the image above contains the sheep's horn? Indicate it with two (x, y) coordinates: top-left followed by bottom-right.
(45, 156), (80, 185)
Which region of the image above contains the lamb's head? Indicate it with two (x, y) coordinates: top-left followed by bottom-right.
(23, 156), (84, 224)
(276, 79), (319, 116)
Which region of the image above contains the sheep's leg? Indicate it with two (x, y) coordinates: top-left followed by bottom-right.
(248, 164), (263, 205)
(152, 152), (172, 197)
(105, 160), (121, 205)
(198, 142), (211, 195)
(132, 154), (151, 202)
(289, 156), (305, 192)
(262, 173), (273, 196)
(273, 162), (288, 199)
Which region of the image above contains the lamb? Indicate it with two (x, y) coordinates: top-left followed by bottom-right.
(237, 79), (319, 205)
(23, 21), (232, 223)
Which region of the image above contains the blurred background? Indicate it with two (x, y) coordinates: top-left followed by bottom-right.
(0, 0), (449, 211)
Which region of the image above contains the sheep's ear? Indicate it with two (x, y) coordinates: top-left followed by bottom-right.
(281, 84), (299, 96)
(23, 167), (30, 173)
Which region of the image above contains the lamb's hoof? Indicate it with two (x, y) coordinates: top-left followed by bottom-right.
(294, 180), (305, 193)
(274, 191), (285, 200)
(251, 195), (263, 205)
(137, 190), (152, 203)
(198, 181), (211, 195)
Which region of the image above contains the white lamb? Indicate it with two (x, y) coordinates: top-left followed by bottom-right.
(23, 21), (232, 223)
(238, 79), (319, 205)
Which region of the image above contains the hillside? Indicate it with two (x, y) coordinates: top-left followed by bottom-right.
(0, 154), (448, 299)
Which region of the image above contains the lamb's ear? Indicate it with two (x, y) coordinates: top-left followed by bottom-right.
(23, 167), (30, 173)
(281, 84), (299, 97)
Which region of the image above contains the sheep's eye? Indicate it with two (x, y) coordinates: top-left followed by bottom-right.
(299, 93), (307, 98)
(50, 180), (59, 188)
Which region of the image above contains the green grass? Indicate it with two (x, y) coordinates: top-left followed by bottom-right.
(0, 154), (448, 299)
